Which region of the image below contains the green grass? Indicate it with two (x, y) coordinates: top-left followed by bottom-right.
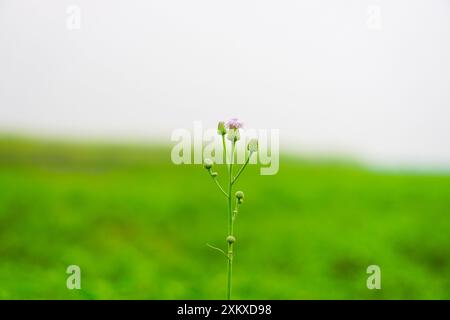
(0, 136), (449, 299)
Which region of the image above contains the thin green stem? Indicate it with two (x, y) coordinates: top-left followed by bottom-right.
(222, 135), (228, 171)
(227, 243), (232, 300)
(233, 198), (239, 222)
(206, 243), (228, 259)
(226, 140), (236, 300)
(211, 175), (228, 197)
(228, 142), (235, 235)
(232, 151), (253, 185)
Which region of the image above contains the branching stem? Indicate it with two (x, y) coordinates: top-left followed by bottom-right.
(232, 151), (253, 185)
(206, 132), (253, 300)
(210, 175), (228, 197)
(206, 243), (228, 259)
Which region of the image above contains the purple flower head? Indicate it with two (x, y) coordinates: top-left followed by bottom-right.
(226, 118), (244, 130)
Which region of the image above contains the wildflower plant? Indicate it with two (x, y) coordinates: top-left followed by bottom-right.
(204, 118), (258, 300)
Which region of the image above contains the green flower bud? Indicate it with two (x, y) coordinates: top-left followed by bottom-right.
(226, 235), (236, 244)
(235, 191), (244, 200)
(217, 121), (226, 135)
(247, 138), (258, 152)
(227, 128), (240, 142)
(211, 172), (218, 177)
(203, 158), (213, 170)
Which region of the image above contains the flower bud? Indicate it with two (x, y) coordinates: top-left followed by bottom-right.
(226, 235), (236, 244)
(217, 121), (226, 135)
(203, 158), (213, 170)
(211, 172), (218, 177)
(227, 129), (240, 142)
(235, 191), (244, 200)
(247, 138), (258, 152)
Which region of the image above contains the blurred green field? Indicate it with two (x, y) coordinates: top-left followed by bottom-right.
(0, 135), (449, 299)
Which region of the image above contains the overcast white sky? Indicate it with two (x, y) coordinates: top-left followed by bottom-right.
(0, 0), (449, 168)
